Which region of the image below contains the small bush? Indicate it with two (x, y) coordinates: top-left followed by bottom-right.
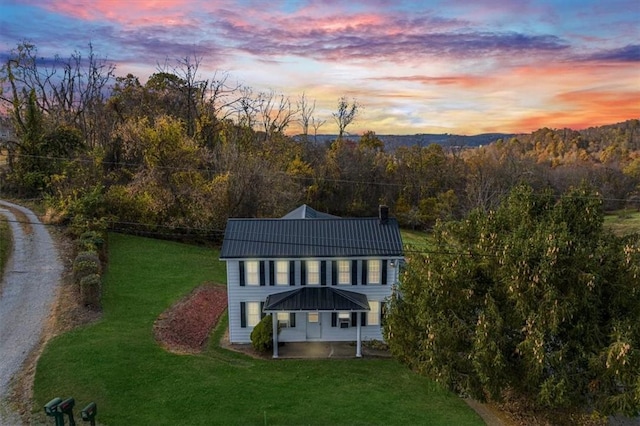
(79, 273), (101, 307)
(77, 230), (105, 251)
(250, 314), (273, 352)
(73, 251), (101, 282)
(77, 230), (108, 260)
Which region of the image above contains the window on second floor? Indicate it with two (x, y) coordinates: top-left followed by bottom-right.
(368, 260), (381, 285)
(246, 261), (259, 285)
(307, 260), (320, 285)
(337, 260), (350, 285)
(275, 260), (289, 285)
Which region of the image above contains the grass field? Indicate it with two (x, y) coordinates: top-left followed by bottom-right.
(33, 233), (483, 425)
(401, 228), (436, 253)
(604, 209), (640, 236)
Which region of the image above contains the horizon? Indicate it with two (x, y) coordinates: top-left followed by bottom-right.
(1, 0), (638, 136)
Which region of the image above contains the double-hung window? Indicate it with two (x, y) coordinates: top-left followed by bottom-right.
(337, 260), (350, 285)
(246, 261), (259, 286)
(368, 260), (381, 285)
(275, 261), (289, 285)
(247, 302), (261, 327)
(307, 260), (320, 285)
(367, 301), (380, 326)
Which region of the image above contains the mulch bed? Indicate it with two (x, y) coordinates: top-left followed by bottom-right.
(153, 283), (227, 354)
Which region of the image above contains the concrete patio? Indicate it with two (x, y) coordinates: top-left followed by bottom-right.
(274, 341), (392, 359)
(220, 335), (392, 359)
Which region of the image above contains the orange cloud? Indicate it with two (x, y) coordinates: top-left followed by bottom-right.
(512, 90), (640, 131)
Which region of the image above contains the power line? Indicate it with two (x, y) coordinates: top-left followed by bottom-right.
(3, 215), (636, 260)
(4, 152), (639, 197)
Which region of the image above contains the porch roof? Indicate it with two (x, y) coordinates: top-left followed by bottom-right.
(263, 287), (370, 312)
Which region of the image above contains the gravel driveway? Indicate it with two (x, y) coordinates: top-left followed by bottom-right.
(0, 200), (63, 425)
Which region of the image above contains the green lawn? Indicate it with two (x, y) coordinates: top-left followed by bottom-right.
(401, 228), (435, 249)
(33, 233), (483, 425)
(604, 209), (640, 236)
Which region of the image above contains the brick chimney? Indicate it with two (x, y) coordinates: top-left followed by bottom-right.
(379, 205), (389, 225)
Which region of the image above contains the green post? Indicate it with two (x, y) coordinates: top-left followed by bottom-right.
(58, 398), (76, 426)
(43, 397), (64, 426)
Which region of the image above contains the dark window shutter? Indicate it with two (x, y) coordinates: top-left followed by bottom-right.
(351, 312), (357, 327)
(382, 260), (388, 285)
(351, 260), (358, 285)
(269, 261), (274, 286)
(361, 312), (367, 326)
(321, 261), (327, 286)
(380, 300), (386, 323)
(239, 261), (245, 286)
(361, 260), (368, 285)
(301, 261), (307, 286)
(260, 302), (265, 319)
(240, 302), (246, 328)
(289, 261), (295, 286)
(259, 261), (266, 286)
(290, 313), (296, 327)
(331, 313), (337, 327)
(331, 261), (337, 286)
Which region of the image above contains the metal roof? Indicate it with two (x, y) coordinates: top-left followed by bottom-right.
(263, 287), (370, 312)
(280, 204), (339, 219)
(219, 215), (403, 259)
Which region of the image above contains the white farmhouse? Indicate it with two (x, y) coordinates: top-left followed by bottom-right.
(220, 205), (404, 357)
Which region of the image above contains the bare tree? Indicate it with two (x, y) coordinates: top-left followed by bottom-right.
(156, 54), (207, 138)
(297, 92), (315, 136)
(235, 86), (258, 130)
(205, 71), (241, 122)
(332, 96), (360, 140)
(311, 116), (326, 143)
(256, 90), (298, 141)
(1, 42), (115, 148)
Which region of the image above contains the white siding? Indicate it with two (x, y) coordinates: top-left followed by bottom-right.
(225, 258), (401, 344)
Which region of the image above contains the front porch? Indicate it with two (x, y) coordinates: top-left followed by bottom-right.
(263, 287), (373, 358)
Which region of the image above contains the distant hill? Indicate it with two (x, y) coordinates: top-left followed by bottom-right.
(298, 133), (515, 149)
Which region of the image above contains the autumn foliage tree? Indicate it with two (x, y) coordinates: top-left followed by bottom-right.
(385, 184), (640, 416)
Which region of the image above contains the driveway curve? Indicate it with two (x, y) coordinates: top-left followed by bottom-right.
(0, 200), (63, 425)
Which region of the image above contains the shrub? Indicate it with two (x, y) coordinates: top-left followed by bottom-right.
(250, 314), (274, 352)
(77, 230), (107, 258)
(79, 273), (101, 308)
(73, 251), (101, 282)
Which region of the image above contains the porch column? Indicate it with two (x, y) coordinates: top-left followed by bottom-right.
(272, 314), (279, 358)
(356, 318), (362, 358)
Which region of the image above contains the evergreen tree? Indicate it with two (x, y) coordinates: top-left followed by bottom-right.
(385, 184), (640, 416)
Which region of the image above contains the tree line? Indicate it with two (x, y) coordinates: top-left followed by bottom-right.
(0, 42), (638, 239)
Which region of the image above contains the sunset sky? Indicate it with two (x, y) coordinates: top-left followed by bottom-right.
(1, 0), (638, 135)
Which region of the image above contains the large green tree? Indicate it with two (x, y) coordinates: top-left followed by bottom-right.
(385, 185), (640, 416)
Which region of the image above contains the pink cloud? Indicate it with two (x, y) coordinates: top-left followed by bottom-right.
(34, 0), (196, 27)
(372, 74), (491, 89)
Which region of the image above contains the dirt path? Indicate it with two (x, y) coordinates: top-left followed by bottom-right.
(0, 200), (63, 425)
